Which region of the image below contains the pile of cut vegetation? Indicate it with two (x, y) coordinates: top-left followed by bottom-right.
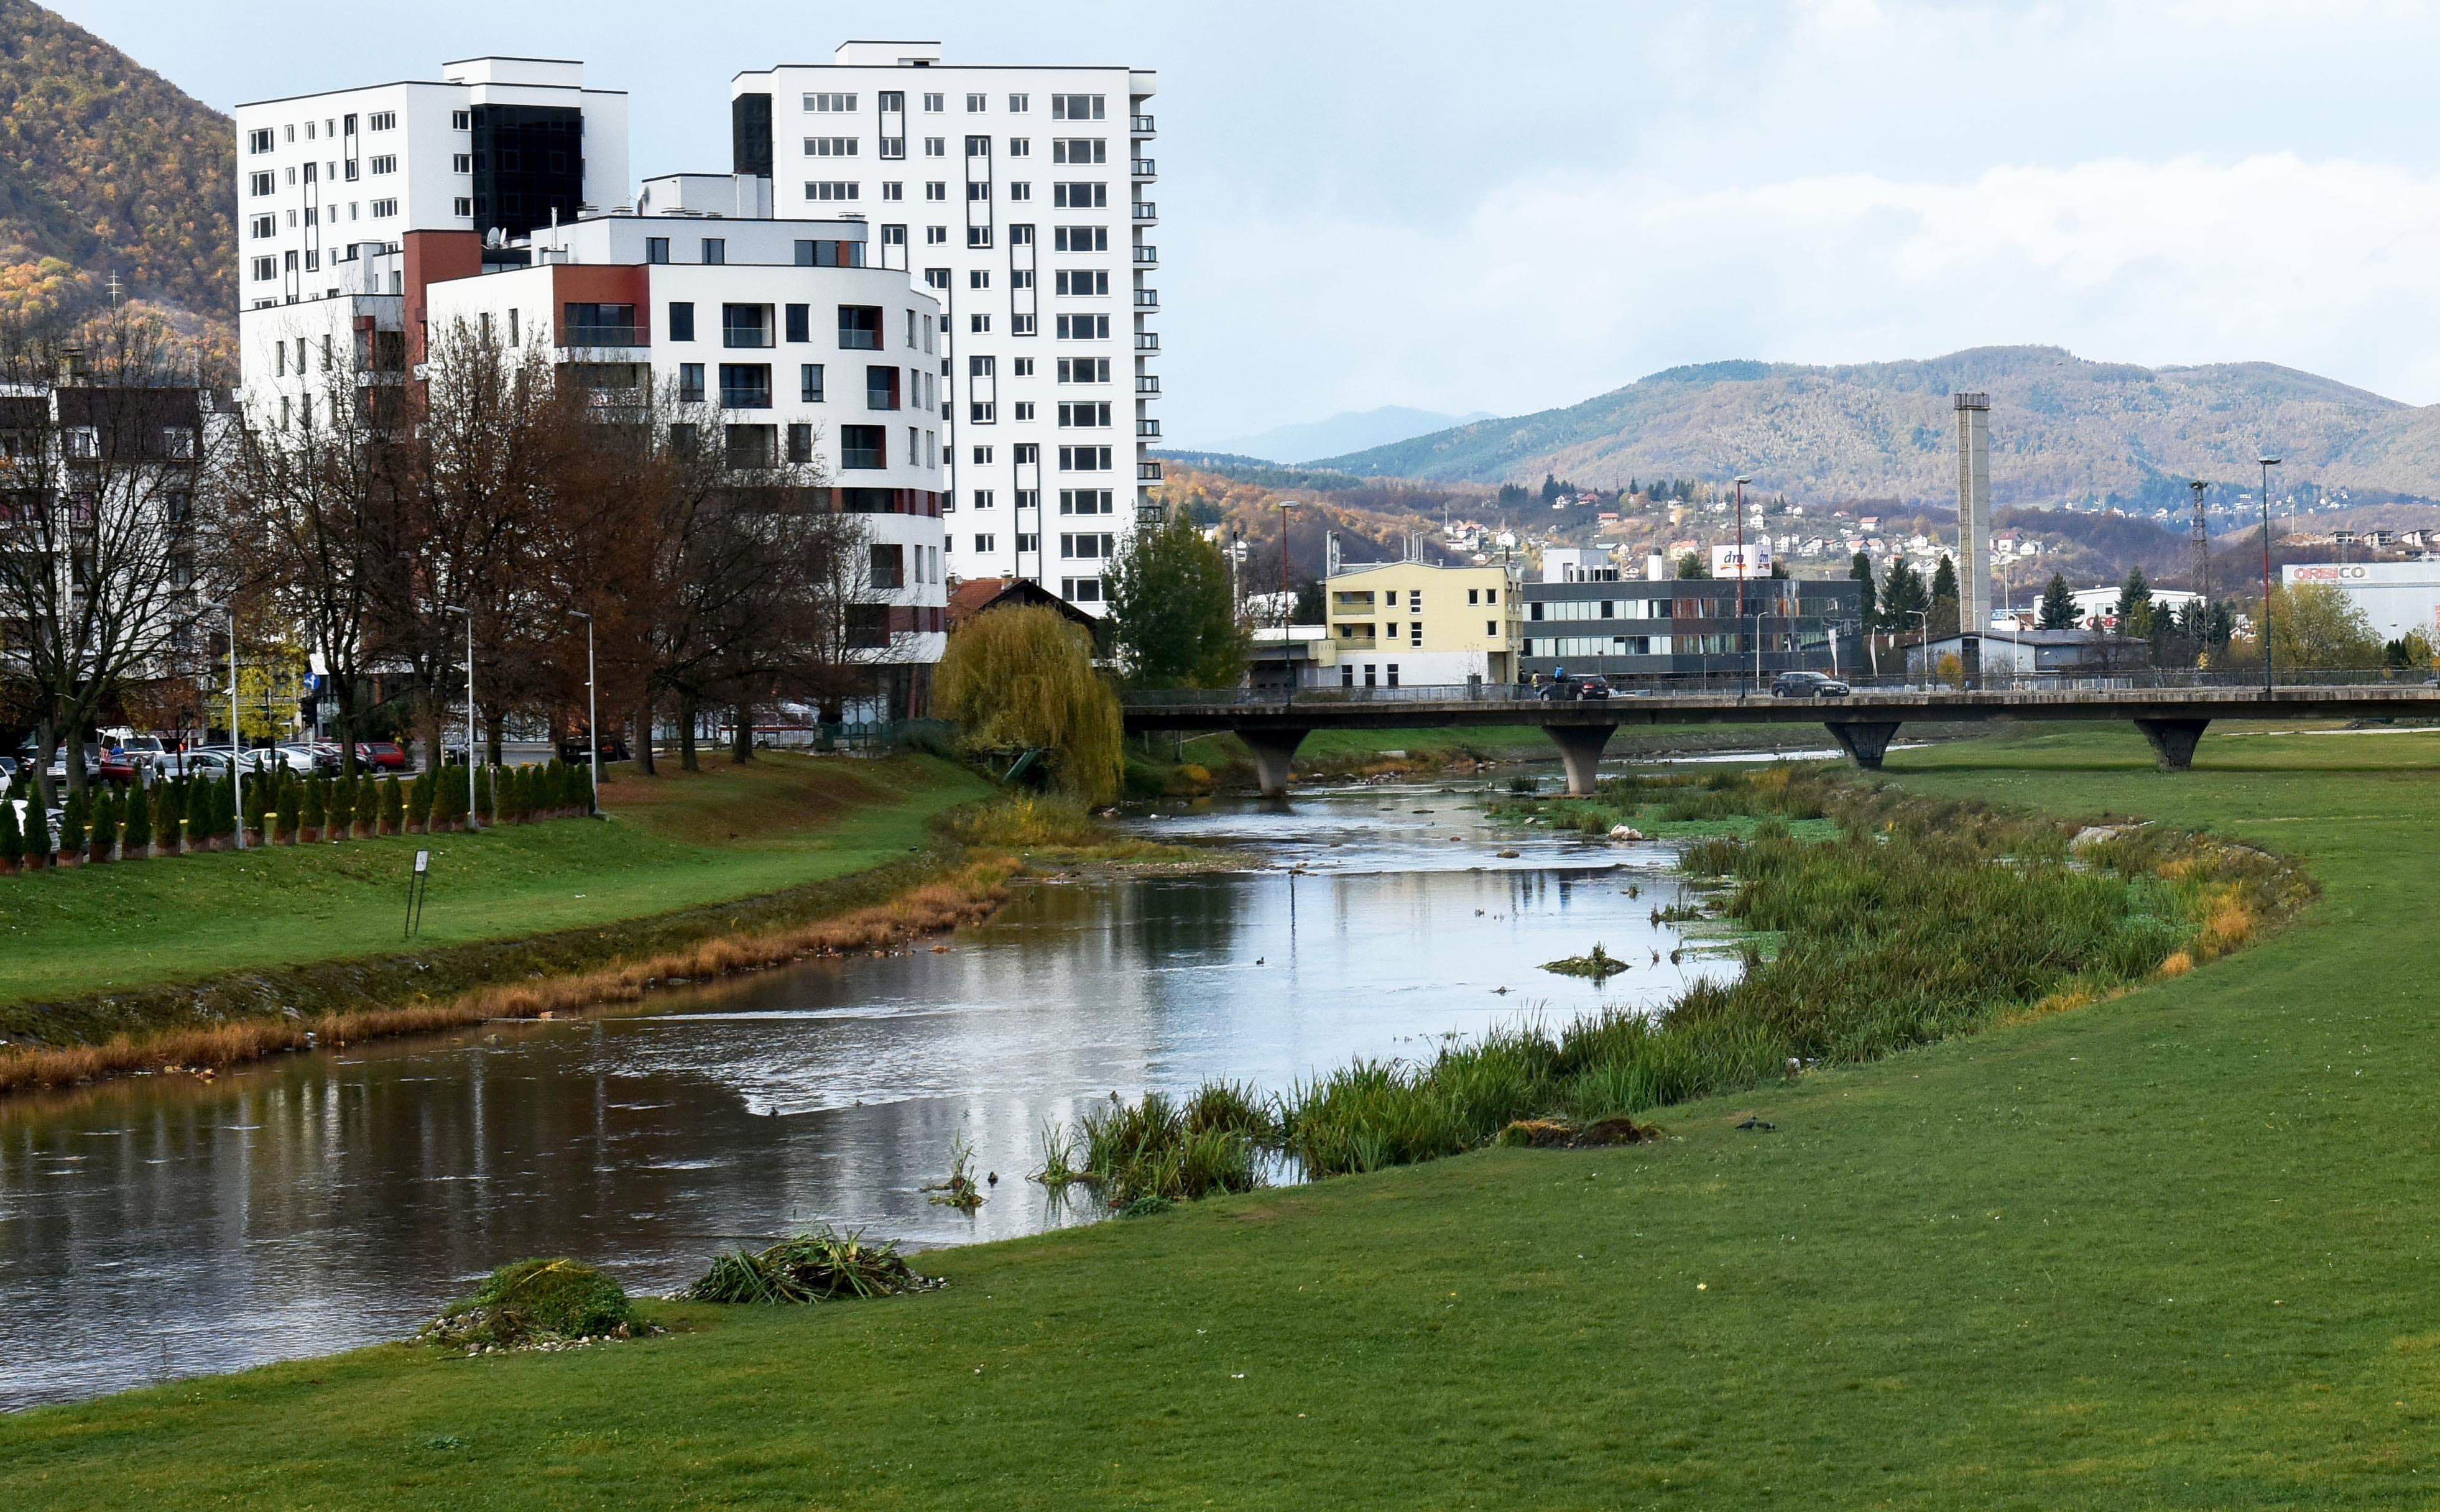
(679, 1228), (937, 1304)
(420, 1258), (638, 1353)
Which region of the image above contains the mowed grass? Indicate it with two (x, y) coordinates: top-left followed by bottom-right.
(10, 722), (2440, 1508)
(0, 754), (988, 1010)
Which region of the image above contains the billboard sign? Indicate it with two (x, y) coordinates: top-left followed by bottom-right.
(1711, 542), (1772, 579)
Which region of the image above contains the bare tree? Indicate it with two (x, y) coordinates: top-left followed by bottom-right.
(0, 307), (214, 804)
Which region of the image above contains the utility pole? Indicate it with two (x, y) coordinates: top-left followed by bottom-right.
(1275, 499), (1299, 703)
(2189, 479), (2210, 609)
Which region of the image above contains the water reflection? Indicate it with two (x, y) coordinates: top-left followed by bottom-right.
(0, 786), (1731, 1409)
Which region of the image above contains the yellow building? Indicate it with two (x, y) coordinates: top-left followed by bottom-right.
(1323, 560), (1522, 689)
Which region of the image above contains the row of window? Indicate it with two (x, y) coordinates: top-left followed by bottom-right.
(245, 110), (398, 154)
(800, 182), (1107, 211)
(655, 302), (931, 356)
(670, 421), (936, 474)
(954, 488), (1114, 514)
(802, 91), (1102, 118)
(800, 136), (1108, 162)
(670, 361), (927, 413)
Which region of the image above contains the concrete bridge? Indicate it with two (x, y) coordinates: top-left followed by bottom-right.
(1122, 682), (2440, 796)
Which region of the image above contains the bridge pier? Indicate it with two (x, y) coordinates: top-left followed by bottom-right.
(1825, 721), (1904, 771)
(1241, 727), (1310, 798)
(2133, 717), (2211, 770)
(1546, 724), (1617, 796)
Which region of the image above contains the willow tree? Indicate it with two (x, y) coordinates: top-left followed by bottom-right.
(935, 606), (1123, 806)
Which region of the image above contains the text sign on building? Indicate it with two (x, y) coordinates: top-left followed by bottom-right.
(1711, 542), (1772, 580)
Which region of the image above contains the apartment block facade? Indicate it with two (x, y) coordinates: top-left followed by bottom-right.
(730, 42), (1161, 611)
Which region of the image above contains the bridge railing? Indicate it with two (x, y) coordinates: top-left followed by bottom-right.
(1120, 666), (2439, 707)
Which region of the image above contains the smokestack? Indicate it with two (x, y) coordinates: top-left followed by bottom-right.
(1954, 392), (1992, 641)
(1646, 551), (1668, 582)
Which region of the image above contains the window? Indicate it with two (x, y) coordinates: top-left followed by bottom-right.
(1009, 137), (1032, 158)
(1055, 315), (1110, 339)
(1058, 402), (1112, 427)
(1014, 400), (1035, 420)
(866, 366), (902, 410)
(805, 180), (861, 201)
(251, 256), (275, 282)
(1059, 533), (1116, 559)
(564, 302), (637, 344)
(248, 127), (275, 153)
(249, 214), (275, 239)
(1059, 489), (1113, 514)
(371, 198), (397, 218)
(783, 303), (810, 343)
(722, 303), (772, 348)
(1014, 443), (1040, 464)
(1053, 139), (1107, 165)
(1009, 182), (1032, 202)
(1059, 446), (1112, 471)
(967, 180), (991, 201)
(1012, 314), (1037, 336)
(970, 313), (991, 333)
(838, 305), (883, 349)
(1055, 226), (1107, 252)
(1051, 94), (1106, 121)
(1054, 182), (1107, 209)
(678, 363), (706, 403)
(1058, 357), (1110, 383)
(971, 488), (996, 510)
(1055, 269), (1109, 297)
(923, 93), (945, 113)
(924, 182), (947, 201)
(968, 269), (991, 290)
(248, 171), (274, 196)
(803, 136), (858, 157)
(787, 423), (814, 463)
(725, 424), (777, 469)
(971, 401), (997, 423)
(871, 543), (906, 591)
(719, 364), (772, 408)
(453, 196), (472, 217)
(964, 93), (987, 113)
(800, 363), (825, 401)
(925, 225), (948, 244)
(695, 238), (723, 265)
(924, 136), (945, 156)
(368, 111), (395, 131)
(452, 153), (472, 173)
(804, 92), (857, 111)
(841, 425), (886, 469)
(668, 302), (696, 341)
(923, 267), (950, 290)
(451, 109), (471, 130)
(1009, 93), (1030, 113)
(967, 226), (994, 248)
(973, 533), (997, 553)
(880, 136), (906, 160)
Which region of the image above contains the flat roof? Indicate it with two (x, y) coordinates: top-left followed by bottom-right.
(236, 79), (624, 109)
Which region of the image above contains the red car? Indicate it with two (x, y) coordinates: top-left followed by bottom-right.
(356, 742), (409, 772)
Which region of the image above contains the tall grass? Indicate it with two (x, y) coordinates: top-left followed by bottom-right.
(1067, 768), (2313, 1203)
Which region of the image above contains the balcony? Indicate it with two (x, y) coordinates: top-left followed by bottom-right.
(1137, 461), (1163, 482)
(1134, 332), (1160, 353)
(1131, 157), (1155, 178)
(1133, 244), (1158, 266)
(1135, 374), (1161, 395)
(1132, 200), (1157, 223)
(1136, 418), (1161, 438)
(1134, 288), (1159, 310)
(560, 323), (644, 349)
(1130, 113), (1155, 134)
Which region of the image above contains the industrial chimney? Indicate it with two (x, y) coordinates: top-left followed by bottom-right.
(1953, 392), (1992, 675)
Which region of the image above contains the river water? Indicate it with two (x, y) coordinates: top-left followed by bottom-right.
(0, 783), (1734, 1410)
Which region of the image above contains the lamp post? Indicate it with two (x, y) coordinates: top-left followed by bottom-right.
(571, 609), (599, 818)
(2258, 456), (2281, 694)
(199, 600), (245, 850)
(440, 604), (478, 828)
(1275, 498), (1299, 703)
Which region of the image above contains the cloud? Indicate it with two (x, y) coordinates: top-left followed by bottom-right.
(1172, 152), (2440, 440)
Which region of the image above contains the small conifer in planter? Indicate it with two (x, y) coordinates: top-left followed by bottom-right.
(153, 781), (182, 856)
(122, 781), (154, 858)
(56, 795), (86, 865)
(379, 774), (403, 834)
(327, 773), (355, 838)
(474, 763), (495, 827)
(0, 798), (24, 873)
(300, 777), (326, 842)
(184, 776), (212, 852)
(409, 772), (435, 832)
(88, 788), (119, 862)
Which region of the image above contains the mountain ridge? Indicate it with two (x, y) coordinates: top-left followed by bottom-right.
(1317, 345), (2440, 505)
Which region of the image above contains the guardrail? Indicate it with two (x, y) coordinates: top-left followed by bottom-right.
(1119, 668), (2440, 708)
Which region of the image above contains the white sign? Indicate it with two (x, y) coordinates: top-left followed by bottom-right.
(1711, 542), (1773, 579)
(412, 849), (430, 875)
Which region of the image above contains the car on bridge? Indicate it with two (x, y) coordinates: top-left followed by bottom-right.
(1772, 671), (1852, 699)
(1538, 675), (1613, 701)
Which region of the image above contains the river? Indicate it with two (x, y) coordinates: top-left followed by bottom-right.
(0, 781), (1735, 1410)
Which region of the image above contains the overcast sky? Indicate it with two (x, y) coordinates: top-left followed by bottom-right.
(48, 0), (2440, 442)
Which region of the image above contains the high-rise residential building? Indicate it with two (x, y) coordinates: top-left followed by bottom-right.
(234, 60), (949, 717)
(234, 57), (631, 311)
(731, 42), (1160, 611)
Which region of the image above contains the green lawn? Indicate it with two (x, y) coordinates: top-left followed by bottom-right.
(9, 723), (2440, 1508)
(0, 754), (988, 1013)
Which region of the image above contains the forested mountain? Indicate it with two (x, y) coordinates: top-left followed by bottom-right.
(1321, 346), (2440, 507)
(0, 1), (233, 351)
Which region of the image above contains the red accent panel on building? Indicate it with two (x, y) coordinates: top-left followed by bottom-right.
(550, 264), (652, 342)
(402, 230), (484, 370)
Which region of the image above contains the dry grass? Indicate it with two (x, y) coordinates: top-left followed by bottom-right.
(0, 857), (1016, 1094)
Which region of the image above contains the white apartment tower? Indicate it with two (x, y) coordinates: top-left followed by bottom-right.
(234, 58), (630, 310)
(731, 42), (1161, 611)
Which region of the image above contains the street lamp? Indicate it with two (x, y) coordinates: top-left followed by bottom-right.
(2258, 455), (2281, 695)
(439, 604), (478, 829)
(1733, 476), (1752, 696)
(198, 599), (244, 850)
(571, 609), (600, 818)
(1275, 498), (1300, 703)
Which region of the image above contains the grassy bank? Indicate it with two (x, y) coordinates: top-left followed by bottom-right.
(12, 724), (2440, 1506)
(0, 755), (991, 1073)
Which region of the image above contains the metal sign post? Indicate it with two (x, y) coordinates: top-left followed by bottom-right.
(404, 848), (432, 938)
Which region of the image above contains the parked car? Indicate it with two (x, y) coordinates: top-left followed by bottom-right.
(115, 735), (170, 773)
(558, 732), (631, 763)
(177, 750), (237, 778)
(355, 741), (409, 772)
(264, 745), (328, 776)
(0, 756), (19, 793)
(1771, 671), (1852, 699)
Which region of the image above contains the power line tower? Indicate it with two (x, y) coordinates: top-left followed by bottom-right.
(2189, 479), (2211, 604)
